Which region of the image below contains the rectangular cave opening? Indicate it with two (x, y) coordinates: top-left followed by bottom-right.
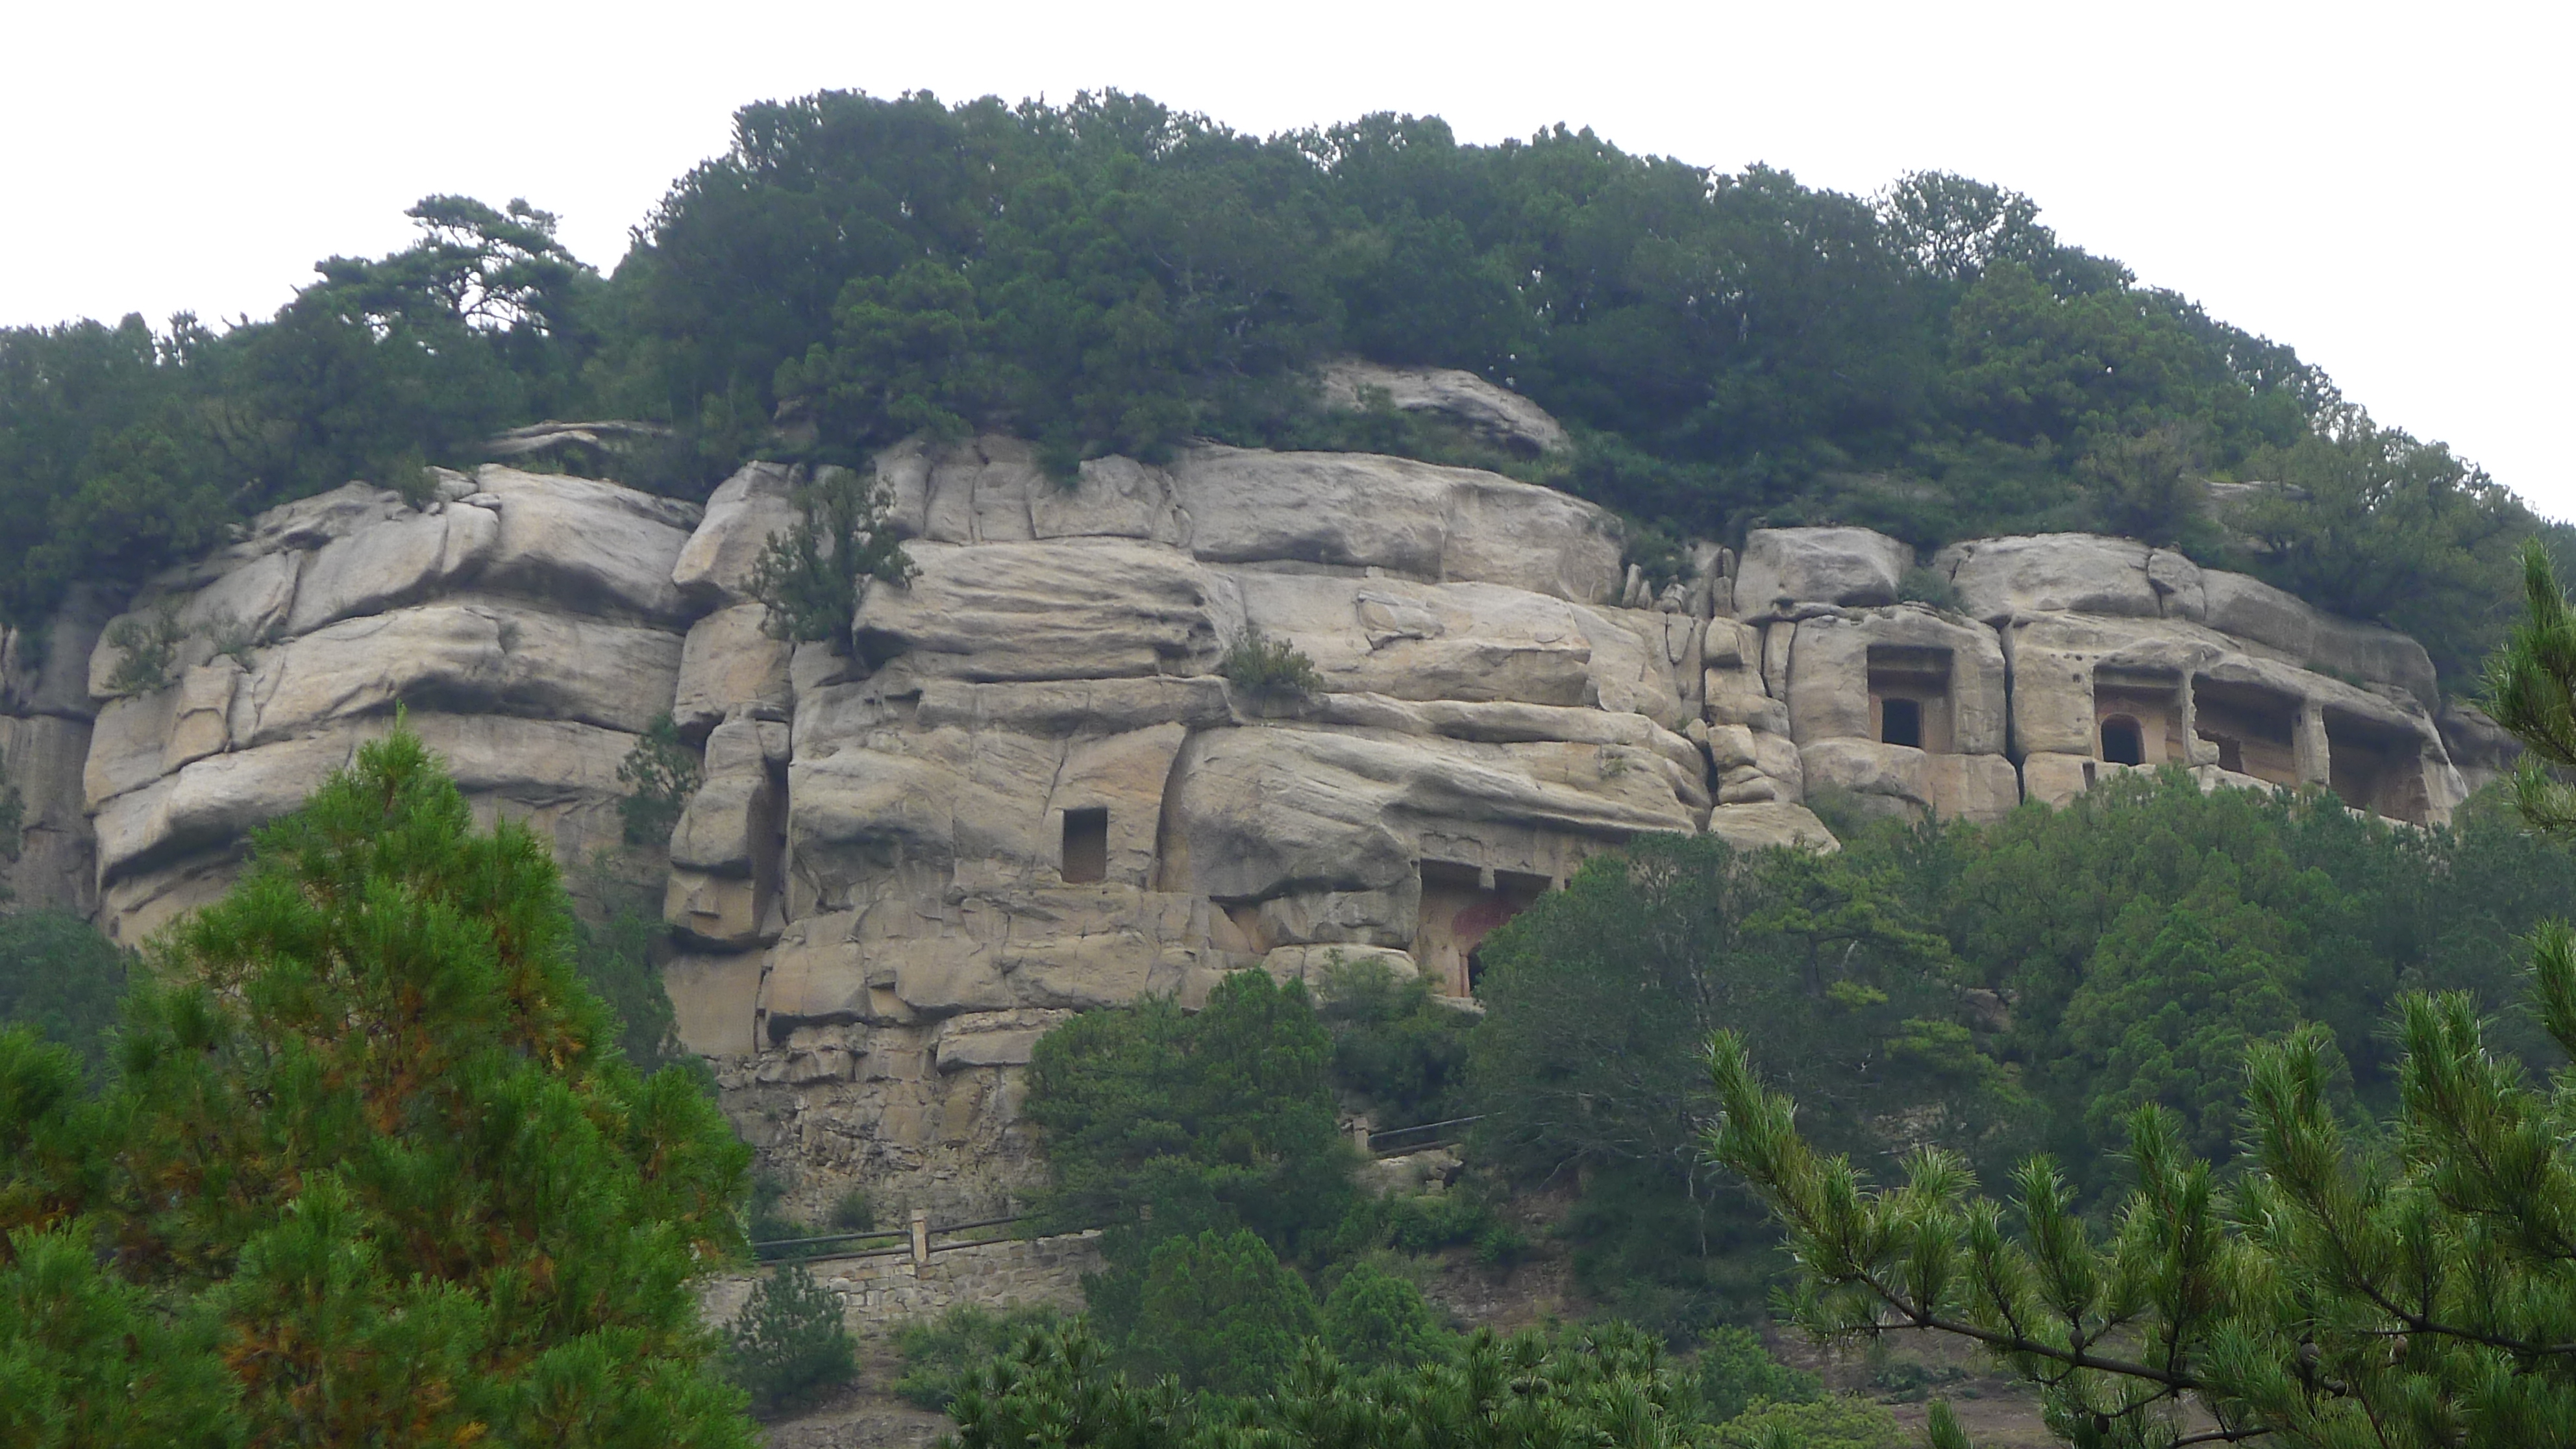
(2094, 668), (2185, 767)
(1061, 806), (1109, 884)
(2324, 710), (2431, 825)
(2191, 677), (2300, 786)
(1413, 861), (1551, 998)
(1868, 645), (1953, 752)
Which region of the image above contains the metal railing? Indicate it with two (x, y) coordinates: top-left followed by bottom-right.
(1363, 1115), (1484, 1155)
(750, 1210), (1052, 1263)
(752, 1115), (1488, 1260)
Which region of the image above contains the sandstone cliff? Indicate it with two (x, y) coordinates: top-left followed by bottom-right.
(0, 375), (2508, 1220)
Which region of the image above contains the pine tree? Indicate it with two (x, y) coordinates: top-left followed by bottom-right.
(0, 726), (755, 1444)
(723, 1262), (856, 1415)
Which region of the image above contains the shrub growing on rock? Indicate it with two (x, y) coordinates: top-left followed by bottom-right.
(747, 466), (915, 645)
(1217, 625), (1321, 699)
(615, 710), (701, 847)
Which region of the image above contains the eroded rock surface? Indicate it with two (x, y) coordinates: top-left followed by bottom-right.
(7, 408), (2491, 1227)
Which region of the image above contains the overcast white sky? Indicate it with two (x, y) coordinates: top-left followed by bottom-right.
(7, 1), (2568, 514)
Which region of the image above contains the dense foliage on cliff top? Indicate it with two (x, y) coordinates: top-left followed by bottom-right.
(0, 92), (2547, 685)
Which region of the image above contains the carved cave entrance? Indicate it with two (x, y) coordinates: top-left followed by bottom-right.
(1868, 646), (1953, 752)
(2191, 678), (2299, 786)
(2095, 668), (2184, 767)
(2324, 710), (2431, 825)
(1060, 807), (1109, 884)
(1415, 860), (1550, 997)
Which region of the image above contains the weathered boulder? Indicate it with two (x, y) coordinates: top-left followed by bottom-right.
(1253, 882), (1422, 948)
(1230, 573), (1685, 726)
(664, 869), (780, 952)
(1161, 724), (1695, 904)
(673, 604), (793, 738)
(854, 540), (1230, 683)
(469, 467), (701, 625)
(1441, 473), (1625, 604)
(1262, 943), (1421, 991)
(671, 462), (801, 605)
(181, 551), (306, 646)
(1935, 534), (2162, 625)
(2438, 703), (2519, 797)
(2199, 571), (2439, 706)
(1800, 739), (2020, 823)
(284, 502), (499, 636)
(164, 662), (238, 774)
(1703, 801), (1837, 853)
(1317, 358), (1571, 456)
(913, 676), (1233, 736)
(223, 480), (417, 562)
(2020, 752), (2147, 809)
(880, 437), (1187, 547)
(221, 602), (681, 747)
(1732, 528), (1910, 619)
(671, 723), (782, 876)
(1169, 447), (1622, 602)
(785, 719), (1188, 915)
(93, 712), (640, 892)
(934, 1022), (1053, 1071)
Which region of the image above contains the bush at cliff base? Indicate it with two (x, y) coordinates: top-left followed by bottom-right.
(942, 1317), (1901, 1449)
(0, 726), (754, 1446)
(724, 1261), (857, 1417)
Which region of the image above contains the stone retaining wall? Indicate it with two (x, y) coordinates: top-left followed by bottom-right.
(704, 1230), (1102, 1339)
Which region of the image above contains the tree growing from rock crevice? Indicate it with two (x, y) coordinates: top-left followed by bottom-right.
(746, 465), (916, 645)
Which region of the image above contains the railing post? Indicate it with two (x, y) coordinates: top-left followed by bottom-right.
(909, 1208), (930, 1268)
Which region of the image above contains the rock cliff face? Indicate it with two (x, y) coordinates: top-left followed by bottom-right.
(0, 378), (2507, 1220)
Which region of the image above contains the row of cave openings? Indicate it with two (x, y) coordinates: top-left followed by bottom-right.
(1862, 644), (2434, 824)
(1055, 805), (1543, 1000)
(1028, 646), (2438, 1009)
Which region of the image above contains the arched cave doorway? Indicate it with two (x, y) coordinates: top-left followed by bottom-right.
(2099, 715), (2145, 767)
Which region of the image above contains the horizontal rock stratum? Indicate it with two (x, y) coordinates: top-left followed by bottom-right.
(0, 377), (2513, 1220)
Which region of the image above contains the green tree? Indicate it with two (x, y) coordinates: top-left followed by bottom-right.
(1699, 543), (2576, 1447)
(615, 712), (703, 847)
(891, 1303), (1063, 1411)
(0, 728), (754, 1444)
(1123, 1228), (1322, 1395)
(1320, 1261), (1451, 1370)
(0, 912), (127, 1076)
(723, 1263), (856, 1416)
(747, 465), (917, 646)
(2232, 417), (2531, 687)
(1709, 1394), (1904, 1449)
(944, 1319), (1711, 1447)
(1024, 969), (1354, 1258)
(2054, 887), (2303, 1165)
(1690, 1325), (1822, 1424)
(0, 1219), (241, 1448)
(1467, 832), (2023, 1331)
(1315, 956), (1476, 1127)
